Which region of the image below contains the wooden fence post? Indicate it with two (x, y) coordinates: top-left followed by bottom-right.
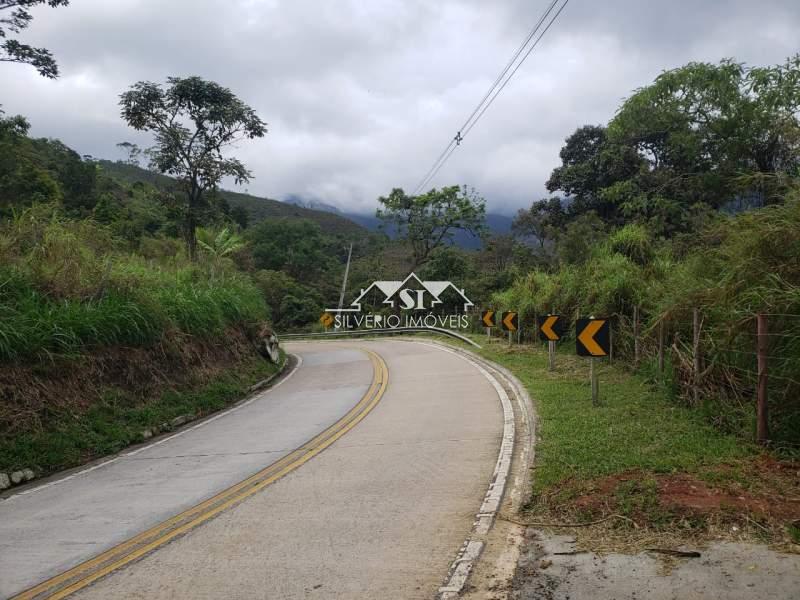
(633, 305), (641, 366)
(609, 321), (614, 365)
(692, 308), (701, 404)
(757, 314), (769, 445)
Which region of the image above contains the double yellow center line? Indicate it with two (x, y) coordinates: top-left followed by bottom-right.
(14, 349), (388, 600)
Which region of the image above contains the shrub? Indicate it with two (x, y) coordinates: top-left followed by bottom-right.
(0, 208), (267, 362)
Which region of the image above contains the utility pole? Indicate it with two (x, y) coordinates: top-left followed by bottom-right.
(335, 243), (353, 330)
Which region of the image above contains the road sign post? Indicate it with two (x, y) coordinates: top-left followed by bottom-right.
(537, 314), (563, 370)
(481, 310), (496, 338)
(576, 317), (609, 406)
(500, 311), (518, 346)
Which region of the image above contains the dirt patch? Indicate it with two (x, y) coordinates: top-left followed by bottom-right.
(570, 465), (799, 523)
(529, 458), (800, 552)
(0, 326), (261, 435)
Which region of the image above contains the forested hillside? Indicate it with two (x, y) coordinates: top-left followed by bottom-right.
(98, 160), (367, 236)
(492, 56), (800, 449)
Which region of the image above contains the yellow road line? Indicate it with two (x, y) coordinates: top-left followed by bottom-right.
(14, 348), (388, 600)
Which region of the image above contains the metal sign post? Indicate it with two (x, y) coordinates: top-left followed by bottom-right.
(537, 314), (563, 371)
(576, 317), (610, 407)
(481, 310), (496, 339)
(500, 311), (519, 346)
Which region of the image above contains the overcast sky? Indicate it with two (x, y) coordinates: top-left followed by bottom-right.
(2, 0), (799, 215)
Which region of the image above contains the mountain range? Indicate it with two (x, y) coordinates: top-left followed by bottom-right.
(283, 195), (514, 249)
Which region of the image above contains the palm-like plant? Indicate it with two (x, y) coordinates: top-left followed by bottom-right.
(196, 227), (244, 258)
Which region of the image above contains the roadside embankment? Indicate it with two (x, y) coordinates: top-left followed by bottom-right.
(0, 210), (280, 487)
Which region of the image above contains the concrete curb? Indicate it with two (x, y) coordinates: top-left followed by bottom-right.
(411, 340), (535, 599)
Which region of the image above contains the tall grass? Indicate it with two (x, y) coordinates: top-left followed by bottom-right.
(0, 206), (267, 362)
(494, 199), (800, 447)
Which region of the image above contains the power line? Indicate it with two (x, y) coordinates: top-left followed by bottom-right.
(462, 0), (570, 139)
(412, 0), (560, 196)
(456, 0), (560, 137)
(412, 0), (569, 195)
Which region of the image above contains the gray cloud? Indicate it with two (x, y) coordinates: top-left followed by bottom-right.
(2, 0), (799, 215)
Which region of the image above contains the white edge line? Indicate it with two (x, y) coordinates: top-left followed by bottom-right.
(410, 341), (517, 598)
(1, 354), (303, 503)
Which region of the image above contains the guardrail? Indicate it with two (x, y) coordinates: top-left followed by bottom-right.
(279, 327), (482, 349)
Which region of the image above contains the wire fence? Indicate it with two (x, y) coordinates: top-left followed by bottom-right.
(471, 307), (800, 448)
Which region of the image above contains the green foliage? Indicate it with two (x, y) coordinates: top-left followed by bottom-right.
(278, 295), (322, 328)
(248, 218), (334, 279)
(0, 356), (280, 474)
(472, 340), (751, 492)
(419, 246), (473, 281)
(251, 269), (322, 329)
(556, 211), (606, 265)
(607, 223), (653, 266)
(0, 1), (70, 79)
(376, 185), (486, 267)
(0, 207), (266, 363)
(119, 76), (267, 259)
(197, 226), (244, 258)
(544, 56), (800, 236)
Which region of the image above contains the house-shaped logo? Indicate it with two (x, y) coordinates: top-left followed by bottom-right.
(328, 272), (473, 313)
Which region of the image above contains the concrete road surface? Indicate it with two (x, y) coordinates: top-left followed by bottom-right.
(0, 340), (504, 599)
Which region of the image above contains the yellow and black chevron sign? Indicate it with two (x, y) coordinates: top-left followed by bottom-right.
(481, 310), (496, 327)
(537, 314), (563, 341)
(576, 318), (609, 357)
(501, 311), (518, 332)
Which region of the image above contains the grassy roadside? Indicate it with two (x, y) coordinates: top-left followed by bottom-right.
(449, 335), (800, 551)
(0, 353), (283, 477)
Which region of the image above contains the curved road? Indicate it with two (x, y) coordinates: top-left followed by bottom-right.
(0, 340), (506, 599)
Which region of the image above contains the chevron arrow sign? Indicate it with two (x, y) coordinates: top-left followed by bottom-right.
(576, 318), (609, 357)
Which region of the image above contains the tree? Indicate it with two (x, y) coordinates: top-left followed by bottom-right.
(376, 185), (486, 268)
(607, 56), (800, 223)
(116, 141), (141, 166)
(0, 1), (69, 79)
(512, 197), (566, 249)
(546, 125), (641, 222)
(119, 76), (267, 259)
(556, 212), (606, 265)
(247, 218), (333, 279)
(229, 205), (249, 229)
(419, 246), (472, 281)
(480, 234), (516, 271)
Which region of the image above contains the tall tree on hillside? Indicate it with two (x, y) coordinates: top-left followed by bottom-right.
(0, 0), (69, 79)
(119, 76), (267, 259)
(605, 56), (800, 232)
(376, 186), (486, 268)
(546, 125), (641, 221)
(512, 197), (567, 249)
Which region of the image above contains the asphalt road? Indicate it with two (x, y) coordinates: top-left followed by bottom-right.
(0, 340), (504, 599)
